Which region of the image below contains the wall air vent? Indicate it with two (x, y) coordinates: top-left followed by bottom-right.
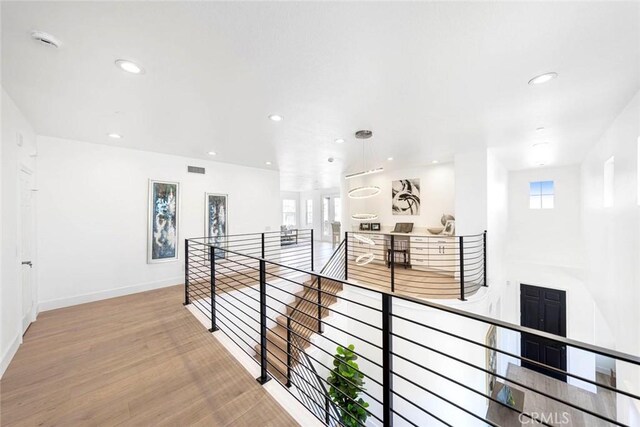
(187, 166), (205, 174)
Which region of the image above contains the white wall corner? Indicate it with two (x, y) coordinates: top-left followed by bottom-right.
(0, 332), (22, 379)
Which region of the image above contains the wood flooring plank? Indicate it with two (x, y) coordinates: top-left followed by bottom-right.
(0, 285), (298, 427)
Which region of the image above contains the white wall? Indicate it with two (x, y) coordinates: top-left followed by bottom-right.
(455, 149), (488, 236)
(1, 88), (37, 376)
(36, 136), (281, 311)
(345, 163), (455, 232)
(580, 91), (640, 423)
(506, 165), (585, 268)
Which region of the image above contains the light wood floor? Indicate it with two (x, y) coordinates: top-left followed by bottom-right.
(0, 285), (298, 427)
(347, 260), (482, 299)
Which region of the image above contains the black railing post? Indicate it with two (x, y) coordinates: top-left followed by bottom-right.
(317, 277), (323, 333)
(286, 316), (292, 387)
(261, 232), (265, 259)
(183, 239), (190, 305)
(459, 236), (466, 301)
(209, 246), (218, 332)
(311, 229), (315, 271)
(390, 234), (395, 293)
(256, 259), (271, 384)
(325, 394), (330, 424)
(483, 230), (488, 286)
(382, 293), (393, 427)
(344, 231), (349, 280)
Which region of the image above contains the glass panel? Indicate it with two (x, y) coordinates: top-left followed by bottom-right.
(306, 200), (313, 224)
(529, 195), (541, 209)
(333, 197), (342, 222)
(540, 181), (554, 195)
(322, 197), (330, 236)
(541, 195), (554, 209)
(529, 181), (541, 196)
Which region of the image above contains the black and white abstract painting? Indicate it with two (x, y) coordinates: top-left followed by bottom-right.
(392, 178), (421, 215)
(206, 193), (228, 259)
(148, 180), (179, 263)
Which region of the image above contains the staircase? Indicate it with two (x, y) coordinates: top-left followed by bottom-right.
(253, 241), (345, 385)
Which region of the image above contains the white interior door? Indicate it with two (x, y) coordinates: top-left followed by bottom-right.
(321, 194), (341, 242)
(20, 168), (36, 333)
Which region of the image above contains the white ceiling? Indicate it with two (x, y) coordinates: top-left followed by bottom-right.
(2, 1), (639, 191)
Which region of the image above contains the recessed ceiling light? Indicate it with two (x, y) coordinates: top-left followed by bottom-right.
(432, 160), (439, 164)
(107, 133), (122, 139)
(528, 72), (558, 86)
(268, 114), (283, 122)
(115, 59), (144, 74)
(208, 151), (217, 156)
(265, 161), (272, 165)
(387, 157), (393, 161)
(536, 127), (545, 132)
(335, 138), (345, 144)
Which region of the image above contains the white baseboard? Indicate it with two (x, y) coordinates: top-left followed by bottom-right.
(38, 277), (183, 312)
(0, 332), (22, 379)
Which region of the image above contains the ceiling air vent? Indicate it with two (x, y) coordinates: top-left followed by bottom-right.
(187, 166), (205, 174)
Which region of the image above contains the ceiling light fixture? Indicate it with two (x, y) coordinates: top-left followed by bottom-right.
(335, 138), (345, 144)
(387, 157), (393, 161)
(345, 167), (384, 180)
(268, 114), (283, 122)
(351, 213), (378, 221)
(528, 72), (558, 86)
(348, 186), (381, 199)
(265, 161), (272, 165)
(115, 59), (144, 74)
(353, 234), (375, 245)
(536, 127), (545, 132)
(31, 31), (61, 48)
(208, 151), (217, 156)
(355, 253), (375, 266)
(432, 160), (439, 164)
(107, 133), (122, 139)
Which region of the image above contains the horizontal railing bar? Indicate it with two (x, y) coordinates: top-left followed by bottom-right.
(390, 391), (451, 427)
(391, 351), (554, 427)
(390, 332), (628, 426)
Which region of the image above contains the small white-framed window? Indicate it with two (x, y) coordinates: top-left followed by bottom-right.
(306, 199), (313, 225)
(282, 199), (297, 226)
(604, 156), (614, 208)
(529, 180), (554, 209)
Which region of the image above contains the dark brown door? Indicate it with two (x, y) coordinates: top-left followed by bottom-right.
(520, 284), (567, 381)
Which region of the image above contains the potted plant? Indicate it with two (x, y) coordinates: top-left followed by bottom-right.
(327, 344), (369, 427)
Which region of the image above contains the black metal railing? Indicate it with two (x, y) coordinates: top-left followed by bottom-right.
(345, 231), (486, 300)
(184, 234), (640, 427)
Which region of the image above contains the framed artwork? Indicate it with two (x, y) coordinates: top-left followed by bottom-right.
(371, 223), (381, 231)
(486, 324), (497, 397)
(205, 193), (228, 260)
(148, 180), (179, 263)
(392, 178), (421, 215)
(360, 223), (371, 231)
(442, 220), (455, 236)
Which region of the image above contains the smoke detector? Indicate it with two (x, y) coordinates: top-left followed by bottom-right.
(355, 130), (373, 139)
(31, 31), (61, 48)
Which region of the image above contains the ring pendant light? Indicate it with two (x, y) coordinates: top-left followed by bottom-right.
(348, 185), (381, 199)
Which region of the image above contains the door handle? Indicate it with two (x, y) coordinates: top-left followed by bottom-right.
(22, 261), (33, 268)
